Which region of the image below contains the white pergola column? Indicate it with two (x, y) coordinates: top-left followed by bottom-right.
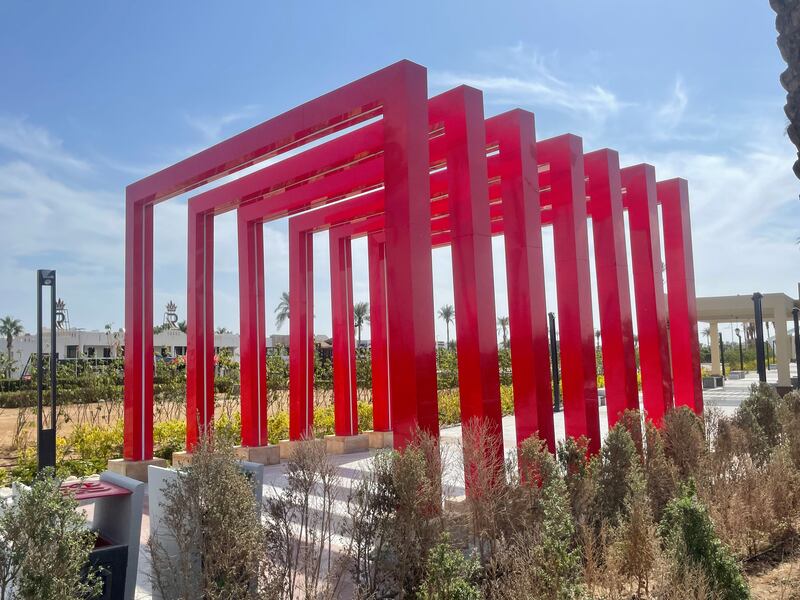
(710, 321), (721, 376)
(775, 308), (792, 387)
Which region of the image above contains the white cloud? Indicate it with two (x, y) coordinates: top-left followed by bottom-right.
(622, 119), (800, 300)
(184, 105), (261, 141)
(432, 43), (625, 122)
(0, 116), (91, 172)
(0, 160), (124, 330)
(656, 76), (688, 130)
(1, 78), (798, 347)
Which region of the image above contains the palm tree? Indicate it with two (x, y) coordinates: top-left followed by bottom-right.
(275, 292), (290, 331)
(0, 316), (24, 379)
(595, 329), (601, 350)
(702, 326), (711, 347)
(438, 304), (455, 348)
(353, 302), (369, 347)
(215, 327), (231, 334)
(497, 316), (509, 349)
(772, 0), (800, 179)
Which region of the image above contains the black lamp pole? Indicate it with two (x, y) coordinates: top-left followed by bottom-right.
(549, 312), (561, 412)
(735, 328), (744, 371)
(753, 292), (767, 382)
(793, 307), (800, 389)
(719, 332), (726, 378)
(36, 269), (57, 472)
(766, 338), (771, 368)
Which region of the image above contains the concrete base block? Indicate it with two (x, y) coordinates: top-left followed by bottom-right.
(325, 433), (369, 455)
(278, 438), (326, 460)
(367, 430), (394, 449)
(235, 445), (280, 465)
(171, 451), (193, 468)
(107, 457), (168, 482)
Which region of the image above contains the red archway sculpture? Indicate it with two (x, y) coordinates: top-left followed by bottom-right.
(114, 60), (702, 478)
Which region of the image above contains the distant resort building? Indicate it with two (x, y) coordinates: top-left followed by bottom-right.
(3, 300), (341, 379)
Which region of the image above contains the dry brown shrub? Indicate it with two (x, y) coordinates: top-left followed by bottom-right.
(343, 429), (449, 598)
(765, 444), (800, 532)
(579, 521), (612, 597)
(661, 407), (706, 481)
(650, 559), (712, 600)
(149, 435), (266, 600)
(263, 438), (347, 600)
(643, 421), (679, 521)
(557, 436), (598, 530)
(460, 417), (510, 563)
(607, 473), (660, 597)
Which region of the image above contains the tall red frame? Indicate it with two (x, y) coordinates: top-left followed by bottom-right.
(124, 60), (436, 460)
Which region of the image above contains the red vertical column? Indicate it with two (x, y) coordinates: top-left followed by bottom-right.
(585, 150), (639, 427)
(621, 164), (673, 425)
(289, 226), (315, 439)
(123, 196), (154, 461)
(658, 178), (703, 413)
(237, 216), (268, 446)
(537, 135), (600, 454)
(434, 87), (502, 447)
(186, 208), (215, 450)
(487, 110), (554, 452)
(329, 228), (359, 436)
(382, 64), (438, 447)
(368, 233), (390, 432)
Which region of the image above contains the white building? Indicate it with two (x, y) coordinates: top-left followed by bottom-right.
(6, 328), (240, 379)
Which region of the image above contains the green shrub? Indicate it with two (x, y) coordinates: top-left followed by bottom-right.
(67, 422), (124, 474)
(214, 412), (241, 447)
(419, 534), (480, 600)
(313, 405), (335, 437)
(0, 471), (102, 599)
(485, 456), (583, 600)
(500, 385), (514, 416)
(153, 419), (187, 461)
(267, 411), (289, 445)
(438, 390), (461, 426)
(734, 382), (782, 464)
(358, 401), (373, 432)
(595, 423), (641, 526)
(660, 485), (750, 600)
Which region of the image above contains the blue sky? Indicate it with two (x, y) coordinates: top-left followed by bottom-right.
(0, 1), (797, 343)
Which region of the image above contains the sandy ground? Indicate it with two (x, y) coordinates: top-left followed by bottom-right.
(746, 538), (800, 599)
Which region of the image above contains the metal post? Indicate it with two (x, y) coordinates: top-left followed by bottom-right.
(36, 269), (57, 472)
(753, 292), (767, 382)
(793, 307), (800, 389)
(719, 332), (726, 379)
(549, 312), (561, 412)
(736, 329), (744, 371)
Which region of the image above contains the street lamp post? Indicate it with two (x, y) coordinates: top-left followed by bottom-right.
(719, 332), (726, 378)
(735, 327), (744, 371)
(548, 312), (561, 413)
